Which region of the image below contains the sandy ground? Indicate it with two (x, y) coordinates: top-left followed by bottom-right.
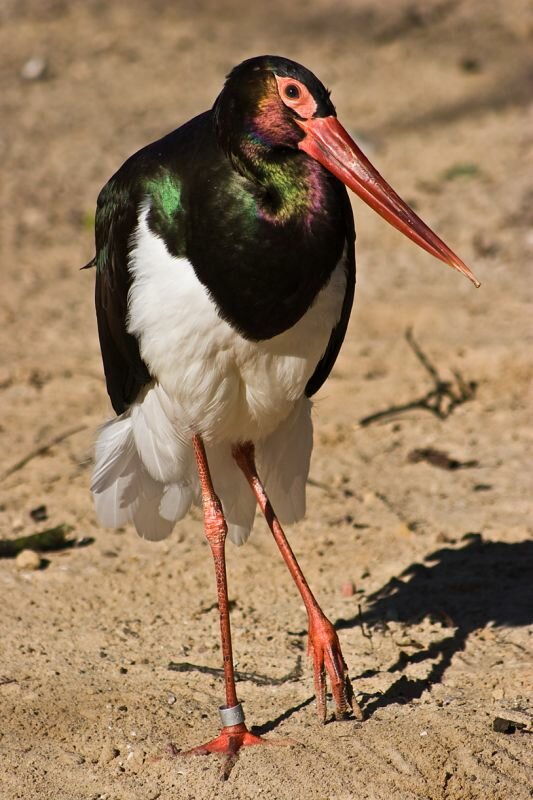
(1, 1), (532, 798)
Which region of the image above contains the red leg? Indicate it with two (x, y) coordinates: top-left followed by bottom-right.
(233, 442), (362, 723)
(182, 436), (282, 772)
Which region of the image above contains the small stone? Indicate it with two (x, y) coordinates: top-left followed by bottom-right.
(30, 504), (48, 522)
(126, 748), (145, 772)
(15, 549), (42, 571)
(362, 491), (377, 505)
(340, 580), (356, 597)
(397, 523), (413, 539)
(59, 750), (85, 765)
(20, 56), (48, 81)
(492, 716), (526, 734)
(98, 742), (119, 764)
(167, 692), (177, 705)
(460, 56), (481, 73)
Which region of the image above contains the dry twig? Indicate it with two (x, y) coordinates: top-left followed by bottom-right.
(1, 425), (87, 482)
(359, 328), (476, 427)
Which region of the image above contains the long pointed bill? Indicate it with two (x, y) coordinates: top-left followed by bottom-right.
(297, 116), (480, 287)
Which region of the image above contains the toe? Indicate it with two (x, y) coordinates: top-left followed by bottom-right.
(310, 642), (328, 723)
(308, 609), (359, 722)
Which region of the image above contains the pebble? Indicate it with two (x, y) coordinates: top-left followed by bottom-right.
(20, 56), (48, 81)
(493, 708), (530, 728)
(397, 523), (413, 539)
(492, 716), (527, 734)
(167, 692), (177, 705)
(98, 742), (119, 765)
(59, 750), (85, 765)
(340, 580), (356, 597)
(15, 549), (42, 571)
(126, 748), (146, 772)
(30, 504), (48, 522)
(362, 490), (377, 505)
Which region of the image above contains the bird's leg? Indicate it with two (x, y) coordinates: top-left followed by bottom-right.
(182, 435), (266, 763)
(233, 441), (362, 723)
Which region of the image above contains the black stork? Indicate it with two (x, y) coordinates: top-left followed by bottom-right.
(88, 55), (479, 762)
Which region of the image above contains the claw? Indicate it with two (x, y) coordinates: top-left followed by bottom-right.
(308, 608), (363, 722)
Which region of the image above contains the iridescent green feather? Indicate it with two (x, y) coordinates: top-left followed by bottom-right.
(145, 173), (182, 220)
(144, 173), (186, 257)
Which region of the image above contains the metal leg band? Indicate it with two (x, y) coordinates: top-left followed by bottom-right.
(219, 702), (245, 727)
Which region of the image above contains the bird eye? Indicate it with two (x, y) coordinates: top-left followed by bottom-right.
(275, 75), (317, 117)
(284, 83), (301, 100)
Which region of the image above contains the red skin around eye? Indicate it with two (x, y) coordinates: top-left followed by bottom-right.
(275, 75), (317, 119)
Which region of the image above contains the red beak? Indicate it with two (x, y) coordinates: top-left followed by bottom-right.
(297, 116), (480, 287)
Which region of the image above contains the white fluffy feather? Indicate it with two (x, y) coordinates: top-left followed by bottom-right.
(257, 396), (313, 525)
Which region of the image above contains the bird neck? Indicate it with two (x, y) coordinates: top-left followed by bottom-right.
(231, 139), (326, 226)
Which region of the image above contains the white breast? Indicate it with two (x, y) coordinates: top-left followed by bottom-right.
(127, 203), (347, 445)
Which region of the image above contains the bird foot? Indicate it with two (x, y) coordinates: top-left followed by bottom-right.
(184, 723), (264, 756)
(308, 608), (363, 722)
(180, 723), (294, 779)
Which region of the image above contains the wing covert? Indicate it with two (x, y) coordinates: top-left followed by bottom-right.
(94, 176), (151, 414)
(305, 194), (356, 398)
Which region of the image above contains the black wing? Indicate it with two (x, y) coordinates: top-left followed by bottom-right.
(305, 193), (356, 397)
(94, 173), (151, 415)
(92, 114), (213, 415)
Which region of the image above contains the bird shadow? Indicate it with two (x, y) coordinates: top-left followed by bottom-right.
(177, 537), (531, 734)
(250, 695), (316, 737)
(335, 536), (532, 718)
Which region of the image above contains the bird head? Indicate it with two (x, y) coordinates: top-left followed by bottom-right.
(214, 55), (480, 287)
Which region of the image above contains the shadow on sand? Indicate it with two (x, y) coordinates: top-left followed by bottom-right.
(253, 537), (532, 731)
(334, 536), (532, 717)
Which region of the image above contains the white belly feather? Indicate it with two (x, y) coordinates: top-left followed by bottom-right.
(92, 203), (347, 544)
(127, 205), (347, 443)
